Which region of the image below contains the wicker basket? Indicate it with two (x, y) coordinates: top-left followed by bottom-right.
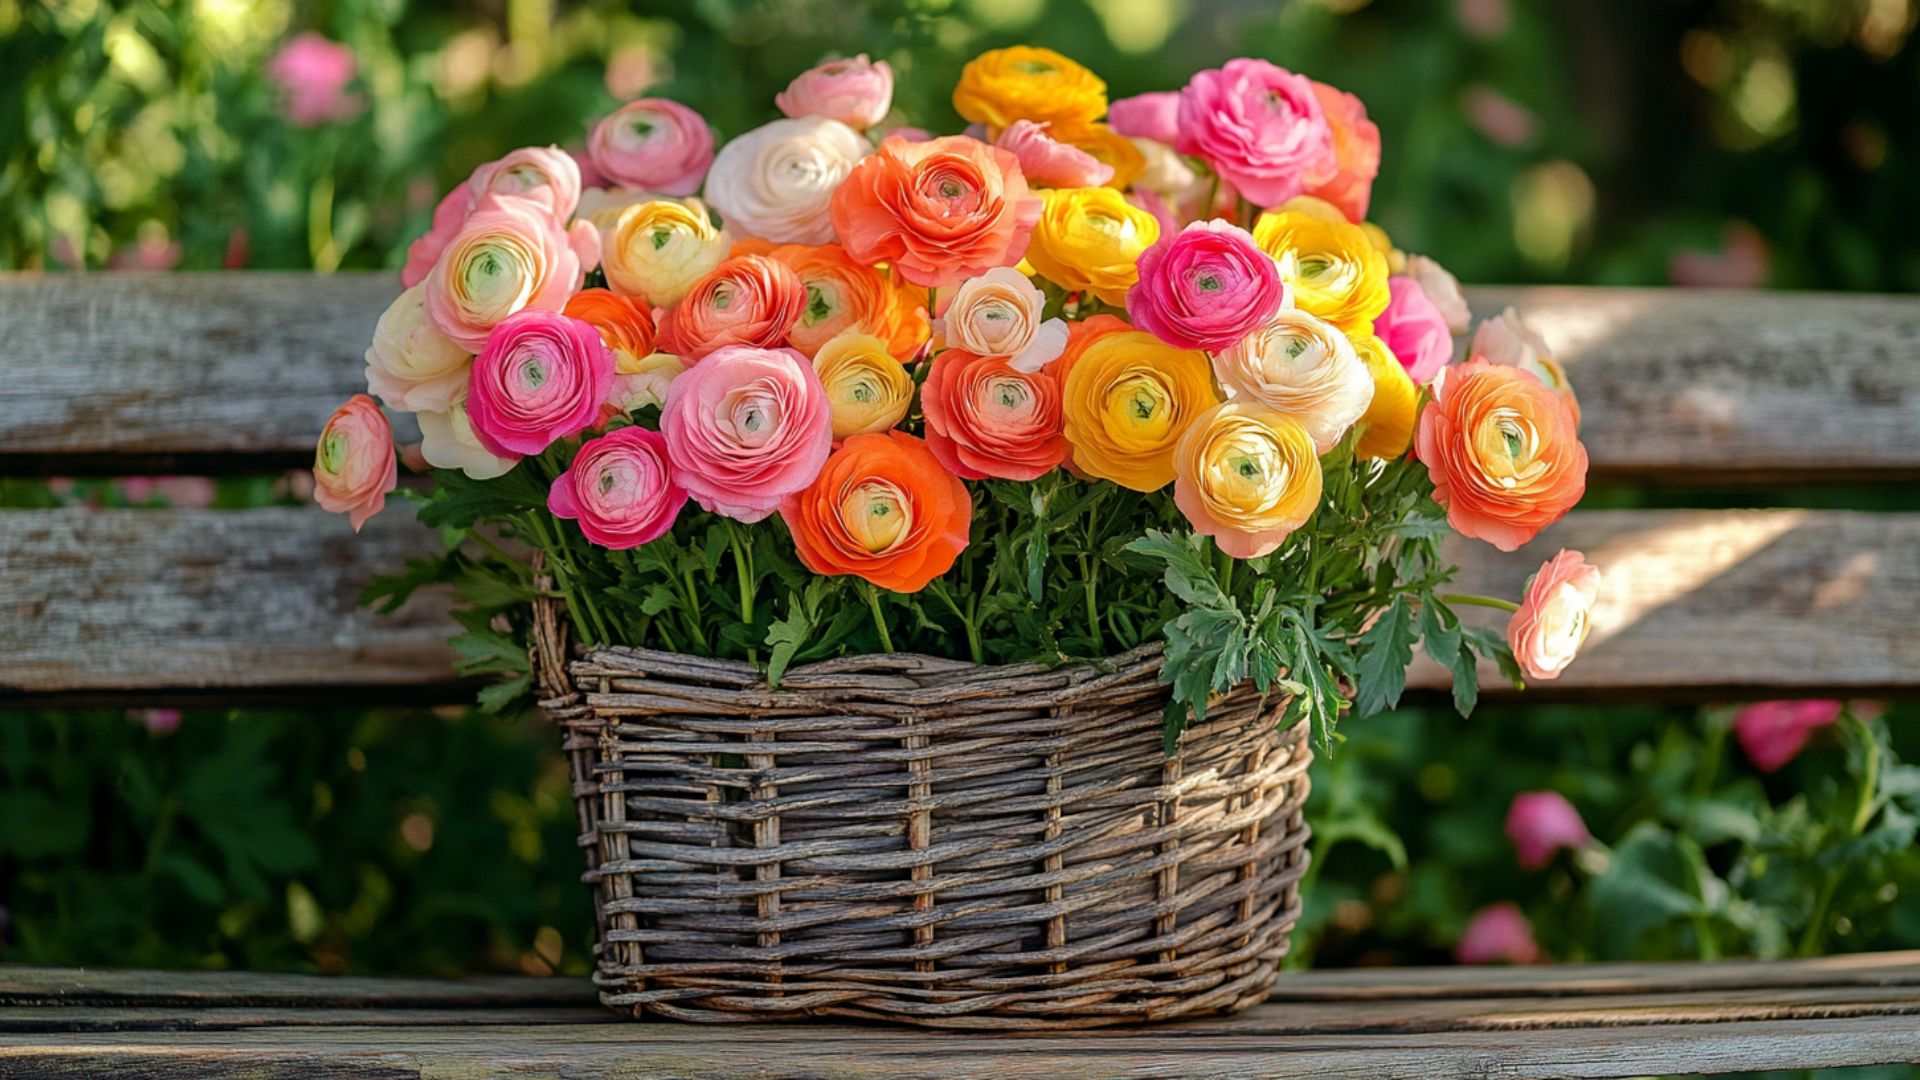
(532, 597), (1311, 1029)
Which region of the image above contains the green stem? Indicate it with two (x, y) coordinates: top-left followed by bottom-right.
(864, 583), (895, 653)
(1082, 500), (1101, 651)
(1801, 713), (1880, 956)
(929, 581), (983, 664)
(726, 522), (758, 662)
(1436, 592), (1522, 613)
(1215, 542), (1234, 598)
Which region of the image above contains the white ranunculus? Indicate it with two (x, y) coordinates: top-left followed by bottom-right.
(1404, 253), (1472, 336)
(364, 284), (471, 413)
(933, 266), (1068, 372)
(703, 117), (869, 245)
(1213, 309), (1375, 452)
(418, 390), (518, 480)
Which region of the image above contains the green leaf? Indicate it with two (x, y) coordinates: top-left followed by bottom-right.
(415, 463), (548, 530)
(1125, 530), (1231, 609)
(476, 672), (533, 714)
(1351, 594), (1416, 718)
(764, 590), (815, 689)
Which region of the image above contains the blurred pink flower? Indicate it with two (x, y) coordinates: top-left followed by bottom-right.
(108, 237), (181, 271)
(223, 228), (250, 269)
(119, 477), (216, 507)
(1457, 0), (1510, 39)
(130, 708), (182, 736)
(1463, 86), (1536, 148)
(1735, 700), (1843, 772)
(1505, 791), (1590, 870)
(266, 33), (364, 127)
(605, 43), (662, 101)
(1669, 221), (1770, 288)
(1456, 902), (1541, 964)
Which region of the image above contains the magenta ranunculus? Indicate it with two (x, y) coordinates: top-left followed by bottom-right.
(548, 426), (687, 549)
(1125, 219), (1285, 353)
(775, 54), (895, 131)
(1456, 903), (1542, 965)
(994, 121), (1113, 189)
(588, 99), (715, 196)
(1375, 274), (1454, 384)
(660, 346), (833, 523)
(1735, 700), (1844, 773)
(466, 310), (615, 457)
(265, 33), (362, 127)
(1107, 91), (1181, 145)
(1174, 59), (1336, 209)
(1504, 791), (1591, 871)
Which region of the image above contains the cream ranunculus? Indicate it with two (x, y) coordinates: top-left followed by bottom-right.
(1213, 309), (1375, 452)
(608, 351), (688, 414)
(602, 198), (731, 309)
(417, 388), (519, 481)
(364, 283), (471, 412)
(811, 330), (915, 440)
(1172, 401), (1324, 559)
(934, 266), (1068, 372)
(1469, 306), (1580, 425)
(703, 117), (871, 245)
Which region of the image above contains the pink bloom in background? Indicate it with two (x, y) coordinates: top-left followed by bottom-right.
(403, 147), (584, 288)
(995, 121), (1113, 189)
(587, 98), (714, 196)
(1107, 91), (1181, 145)
(312, 394), (397, 532)
(604, 43), (661, 101)
(1126, 219), (1284, 353)
(266, 33), (363, 127)
(1302, 81), (1380, 222)
(129, 708), (182, 736)
(1505, 791), (1591, 870)
(1463, 86), (1537, 148)
(1456, 903), (1542, 964)
(1670, 221), (1770, 289)
(548, 427), (687, 549)
(1374, 275), (1454, 384)
(882, 126), (934, 143)
(660, 346), (833, 522)
(1735, 700), (1844, 772)
(1458, 0), (1510, 38)
(119, 477), (216, 508)
(466, 310), (614, 457)
(776, 54), (895, 131)
(1507, 549), (1602, 681)
(108, 236), (182, 271)
(223, 228), (250, 269)
(1175, 59), (1336, 208)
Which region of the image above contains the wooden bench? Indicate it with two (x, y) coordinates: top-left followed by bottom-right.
(2, 274), (1918, 1076)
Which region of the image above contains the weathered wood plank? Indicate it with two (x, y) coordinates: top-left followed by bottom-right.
(3, 275), (1917, 482)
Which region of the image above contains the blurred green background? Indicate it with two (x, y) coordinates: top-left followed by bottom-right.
(3, 0), (1918, 1023)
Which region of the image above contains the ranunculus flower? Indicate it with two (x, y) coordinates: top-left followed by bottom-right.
(1175, 59), (1336, 208)
(934, 267), (1068, 373)
(1405, 253), (1472, 336)
(660, 345), (833, 522)
(1470, 306), (1580, 425)
(403, 147), (584, 288)
(994, 121), (1114, 189)
(1416, 358), (1588, 552)
(587, 98), (714, 196)
(1061, 330), (1221, 492)
(1507, 549), (1601, 682)
(775, 54), (894, 131)
(1173, 401), (1322, 559)
(548, 426), (687, 549)
(780, 431), (971, 593)
(921, 349), (1069, 481)
(830, 135), (1040, 287)
(364, 284), (471, 412)
(760, 243), (926, 360)
(1251, 209), (1390, 333)
(1131, 138), (1199, 196)
(1376, 275), (1455, 385)
(1213, 310), (1375, 453)
(1023, 186), (1159, 306)
(1107, 91), (1180, 145)
(812, 330), (915, 441)
(1456, 903), (1542, 965)
(952, 45), (1107, 136)
(423, 194), (598, 350)
(1350, 332), (1419, 460)
(418, 389), (519, 480)
(1127, 219), (1284, 353)
(465, 309), (615, 457)
(564, 288), (656, 366)
(657, 254), (806, 360)
(266, 34), (362, 127)
(607, 352), (688, 415)
(601, 198), (730, 309)
(1734, 700), (1845, 773)
(704, 117), (870, 245)
(313, 394), (396, 532)
(1301, 81), (1381, 222)
(1505, 791), (1592, 870)
(1064, 124), (1147, 190)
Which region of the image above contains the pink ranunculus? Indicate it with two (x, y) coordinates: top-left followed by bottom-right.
(1405, 254), (1472, 336)
(1174, 59), (1336, 209)
(1507, 549), (1602, 681)
(548, 427), (687, 549)
(587, 99), (714, 196)
(1375, 274), (1454, 384)
(660, 346), (833, 522)
(1456, 903), (1542, 965)
(465, 310), (615, 457)
(265, 33), (362, 127)
(1735, 700), (1844, 773)
(994, 121), (1114, 189)
(1303, 81), (1381, 223)
(403, 148), (585, 288)
(775, 54), (895, 131)
(313, 394), (397, 532)
(1126, 219), (1285, 353)
(1505, 791), (1591, 870)
(1108, 91), (1181, 145)
(422, 194), (598, 350)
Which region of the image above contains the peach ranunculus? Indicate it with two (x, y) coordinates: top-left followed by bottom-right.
(607, 352), (688, 415)
(1506, 549), (1601, 682)
(1251, 209), (1390, 333)
(1470, 306), (1580, 425)
(601, 198), (730, 309)
(952, 46), (1107, 137)
(1301, 81), (1381, 223)
(1061, 330), (1221, 492)
(313, 394), (397, 532)
(829, 135), (1040, 288)
(775, 54), (895, 131)
(587, 98), (714, 196)
(1416, 358), (1588, 552)
(780, 430), (971, 593)
(657, 254), (806, 360)
(402, 146), (583, 287)
(994, 121), (1114, 189)
(1405, 253), (1472, 336)
(422, 194), (599, 350)
(812, 330), (915, 441)
(703, 117), (871, 245)
(418, 387), (519, 480)
(934, 267), (1068, 372)
(364, 283), (471, 412)
(761, 243), (923, 359)
(1350, 332), (1419, 460)
(659, 345), (834, 522)
(1024, 186), (1159, 306)
(1213, 309), (1374, 453)
(547, 426), (688, 549)
(465, 309), (615, 457)
(1173, 401), (1323, 559)
(921, 349), (1069, 481)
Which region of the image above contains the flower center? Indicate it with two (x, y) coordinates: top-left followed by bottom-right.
(842, 479), (912, 553)
(804, 285), (835, 326)
(319, 431), (347, 474)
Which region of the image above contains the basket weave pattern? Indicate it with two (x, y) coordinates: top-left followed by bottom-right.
(533, 601), (1312, 1029)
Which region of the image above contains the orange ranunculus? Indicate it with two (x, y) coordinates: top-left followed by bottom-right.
(758, 243), (925, 360)
(656, 253), (806, 360)
(1416, 358), (1588, 552)
(829, 135), (1041, 288)
(1301, 81), (1381, 223)
(920, 348), (1069, 481)
(780, 430), (972, 593)
(563, 288), (657, 365)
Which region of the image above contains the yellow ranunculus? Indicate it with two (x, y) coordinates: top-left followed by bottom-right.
(1350, 332), (1419, 460)
(603, 199), (730, 308)
(1172, 402), (1324, 560)
(1024, 187), (1160, 306)
(812, 329), (915, 441)
(1064, 124), (1147, 190)
(1251, 209), (1391, 332)
(953, 46), (1107, 136)
(1062, 330), (1221, 492)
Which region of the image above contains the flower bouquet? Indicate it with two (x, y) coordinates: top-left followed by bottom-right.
(321, 47), (1598, 1026)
